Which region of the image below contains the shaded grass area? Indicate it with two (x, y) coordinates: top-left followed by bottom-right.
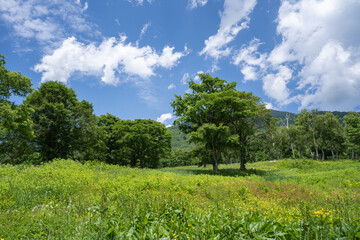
(162, 159), (360, 190)
(161, 165), (269, 178)
(0, 159), (360, 239)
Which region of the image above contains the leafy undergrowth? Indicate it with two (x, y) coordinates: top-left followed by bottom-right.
(1, 159), (360, 239)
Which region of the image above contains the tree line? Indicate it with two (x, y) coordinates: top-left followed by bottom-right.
(0, 54), (170, 167)
(252, 110), (360, 161)
(1, 54), (360, 170)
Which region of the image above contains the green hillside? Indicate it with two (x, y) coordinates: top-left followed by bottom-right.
(167, 126), (194, 150)
(270, 110), (296, 126)
(271, 110), (351, 127)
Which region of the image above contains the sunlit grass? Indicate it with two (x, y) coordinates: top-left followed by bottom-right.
(1, 159), (360, 239)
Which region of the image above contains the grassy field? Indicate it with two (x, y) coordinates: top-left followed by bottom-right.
(1, 159), (360, 239)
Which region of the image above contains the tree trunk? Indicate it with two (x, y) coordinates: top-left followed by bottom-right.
(306, 138), (314, 159)
(240, 148), (246, 170)
(140, 157), (144, 168)
(225, 153), (230, 165)
(130, 155), (137, 168)
(212, 150), (218, 171)
(291, 143), (295, 158)
(314, 138), (319, 159)
(321, 148), (325, 160)
(212, 162), (218, 171)
(330, 144), (335, 160)
(352, 149), (355, 160)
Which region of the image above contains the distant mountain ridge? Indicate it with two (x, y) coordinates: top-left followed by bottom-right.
(270, 110), (350, 126)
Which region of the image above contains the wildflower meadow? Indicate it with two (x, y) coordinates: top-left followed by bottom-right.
(1, 159), (360, 239)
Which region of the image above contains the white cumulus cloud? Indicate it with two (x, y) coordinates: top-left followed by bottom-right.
(200, 0), (257, 59)
(233, 38), (267, 81)
(267, 0), (360, 110)
(156, 113), (173, 124)
(233, 0), (360, 111)
(263, 66), (292, 105)
(297, 41), (360, 110)
(34, 36), (188, 85)
(264, 102), (276, 110)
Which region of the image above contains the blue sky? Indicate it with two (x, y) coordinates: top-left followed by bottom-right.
(1, 0), (360, 126)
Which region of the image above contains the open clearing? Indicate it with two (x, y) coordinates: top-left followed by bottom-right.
(1, 159), (360, 239)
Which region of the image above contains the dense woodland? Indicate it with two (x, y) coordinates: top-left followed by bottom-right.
(1, 54), (360, 170)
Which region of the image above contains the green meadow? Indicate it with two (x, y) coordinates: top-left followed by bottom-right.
(1, 159), (360, 239)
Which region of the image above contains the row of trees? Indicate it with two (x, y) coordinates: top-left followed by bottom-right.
(0, 54), (170, 167)
(254, 110), (360, 161)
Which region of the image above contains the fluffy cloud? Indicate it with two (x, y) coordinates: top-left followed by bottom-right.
(0, 0), (91, 45)
(263, 66), (292, 104)
(233, 38), (266, 81)
(200, 0), (257, 59)
(34, 36), (188, 85)
(264, 102), (276, 110)
(297, 41), (360, 110)
(232, 0), (360, 111)
(156, 113), (173, 124)
(266, 0), (360, 110)
(188, 0), (208, 9)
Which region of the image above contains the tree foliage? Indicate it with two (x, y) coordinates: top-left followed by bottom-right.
(344, 112), (360, 159)
(112, 119), (171, 168)
(171, 73), (272, 170)
(25, 81), (103, 162)
(0, 54), (34, 163)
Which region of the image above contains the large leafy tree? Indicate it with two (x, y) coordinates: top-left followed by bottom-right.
(25, 81), (102, 162)
(171, 74), (237, 170)
(171, 73), (272, 171)
(0, 54), (34, 163)
(112, 119), (171, 168)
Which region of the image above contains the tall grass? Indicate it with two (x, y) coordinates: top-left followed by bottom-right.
(1, 159), (360, 239)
